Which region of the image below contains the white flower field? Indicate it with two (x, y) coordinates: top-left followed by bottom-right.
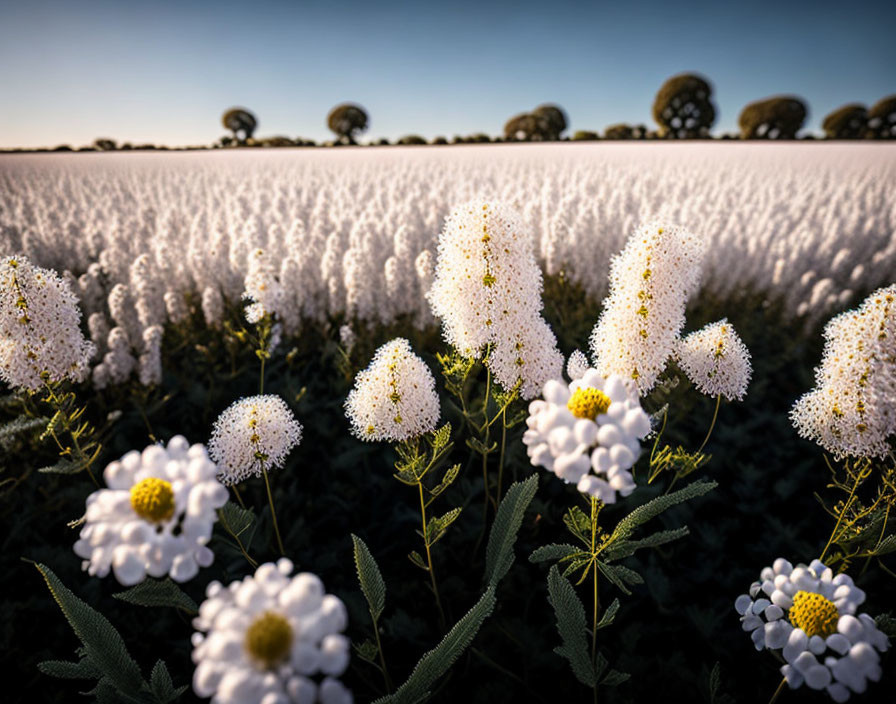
(2, 143), (895, 704)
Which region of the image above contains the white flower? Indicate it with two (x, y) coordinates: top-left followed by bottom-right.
(590, 222), (705, 395)
(522, 369), (651, 503)
(192, 559), (352, 704)
(209, 395), (303, 486)
(0, 255), (95, 391)
(73, 436), (228, 586)
(566, 350), (590, 381)
(345, 338), (440, 442)
(676, 319), (752, 401)
(735, 558), (889, 702)
(243, 248), (285, 323)
(791, 285), (896, 459)
(486, 314), (564, 401)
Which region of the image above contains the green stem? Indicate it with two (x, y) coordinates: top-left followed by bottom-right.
(694, 394), (721, 456)
(496, 407), (507, 505)
(590, 495), (600, 704)
(43, 382), (100, 488)
(372, 616), (392, 693)
(259, 355), (266, 395)
(768, 677), (787, 704)
(261, 463), (285, 556)
(418, 480), (446, 629)
(231, 484), (247, 509)
(819, 467), (863, 562)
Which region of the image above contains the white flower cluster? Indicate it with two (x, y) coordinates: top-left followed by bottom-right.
(676, 319), (752, 401)
(523, 370), (651, 503)
(791, 285), (896, 459)
(244, 248), (285, 324)
(590, 222), (706, 395)
(0, 255), (95, 391)
(192, 559), (352, 704)
(427, 201), (562, 399)
(345, 337), (440, 442)
(2, 147), (894, 388)
(209, 395), (303, 485)
(73, 436), (228, 586)
(736, 558), (889, 702)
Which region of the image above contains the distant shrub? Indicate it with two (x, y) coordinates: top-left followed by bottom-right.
(261, 136), (295, 147)
(652, 73), (716, 138)
(603, 124), (647, 140)
(327, 103), (369, 144)
(532, 104), (568, 140)
(738, 96), (808, 139)
(865, 94), (896, 139)
(822, 104), (867, 139)
(504, 104), (567, 141)
(93, 138), (117, 151)
(571, 130), (599, 141)
(432, 136), (448, 145)
(397, 135), (427, 145)
(221, 108), (257, 143)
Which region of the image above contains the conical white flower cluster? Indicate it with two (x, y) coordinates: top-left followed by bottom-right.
(0, 255), (95, 391)
(676, 319), (752, 401)
(427, 201), (562, 399)
(209, 395), (303, 485)
(523, 370), (651, 503)
(73, 436), (228, 586)
(736, 558), (889, 702)
(192, 559), (352, 704)
(345, 337), (440, 442)
(590, 222), (705, 395)
(243, 248), (285, 324)
(791, 285), (896, 459)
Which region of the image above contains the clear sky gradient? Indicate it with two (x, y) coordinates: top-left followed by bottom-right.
(2, 0), (894, 148)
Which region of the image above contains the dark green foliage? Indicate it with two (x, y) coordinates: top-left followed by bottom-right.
(603, 124), (647, 140)
(93, 138), (117, 152)
(532, 104), (568, 140)
(221, 108), (257, 143)
(113, 579), (198, 613)
(397, 135), (427, 145)
(738, 96), (808, 139)
(866, 95), (896, 139)
(652, 73), (716, 138)
(504, 104), (567, 141)
(822, 104), (868, 139)
(327, 103), (369, 145)
(571, 130), (599, 141)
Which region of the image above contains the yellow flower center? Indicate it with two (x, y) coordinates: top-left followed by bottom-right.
(244, 611), (293, 668)
(130, 477), (175, 523)
(567, 388), (611, 420)
(789, 590), (839, 637)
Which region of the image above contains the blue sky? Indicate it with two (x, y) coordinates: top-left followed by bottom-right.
(1, 0), (894, 147)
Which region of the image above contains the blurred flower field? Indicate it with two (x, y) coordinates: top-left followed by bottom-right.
(1, 143), (895, 704)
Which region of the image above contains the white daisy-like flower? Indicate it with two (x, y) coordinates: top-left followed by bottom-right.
(676, 319), (752, 401)
(209, 395), (303, 486)
(735, 558), (889, 702)
(522, 369), (651, 503)
(0, 255), (96, 391)
(345, 337), (440, 442)
(73, 436), (228, 586)
(192, 559), (352, 704)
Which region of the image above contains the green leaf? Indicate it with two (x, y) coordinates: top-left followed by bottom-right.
(596, 598), (620, 630)
(38, 657), (101, 680)
(33, 562), (145, 696)
(40, 410), (64, 441)
(430, 423), (452, 453)
(375, 586), (497, 704)
(872, 534), (896, 556)
(426, 507), (462, 546)
(355, 639), (380, 663)
(113, 578), (198, 613)
(217, 501), (254, 537)
(562, 557), (594, 582)
(547, 565), (595, 687)
(529, 543), (585, 563)
(351, 534), (386, 622)
(597, 562), (644, 596)
(408, 551), (427, 571)
(485, 474), (538, 587)
(601, 527), (690, 561)
(429, 463), (460, 498)
(608, 479), (716, 544)
(600, 669), (630, 687)
(149, 660), (186, 703)
(38, 457), (89, 474)
(874, 613), (896, 637)
(0, 415), (49, 450)
(563, 506), (592, 545)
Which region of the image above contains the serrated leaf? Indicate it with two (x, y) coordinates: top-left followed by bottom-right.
(600, 669), (630, 687)
(602, 526), (690, 561)
(33, 562), (144, 696)
(874, 613), (896, 637)
(38, 657), (101, 680)
(375, 586), (497, 704)
(596, 598), (620, 630)
(0, 415), (49, 450)
(217, 501), (254, 537)
(547, 565), (595, 687)
(562, 557), (593, 581)
(352, 534), (386, 622)
(430, 423), (452, 452)
(426, 507), (462, 546)
(38, 457), (89, 474)
(529, 543), (585, 563)
(872, 534), (896, 556)
(40, 410), (63, 441)
(430, 463), (460, 498)
(485, 474), (538, 587)
(355, 639), (380, 663)
(597, 562), (644, 596)
(563, 505), (592, 544)
(608, 479), (716, 544)
(408, 551), (427, 570)
(113, 578), (197, 613)
(149, 660), (183, 703)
